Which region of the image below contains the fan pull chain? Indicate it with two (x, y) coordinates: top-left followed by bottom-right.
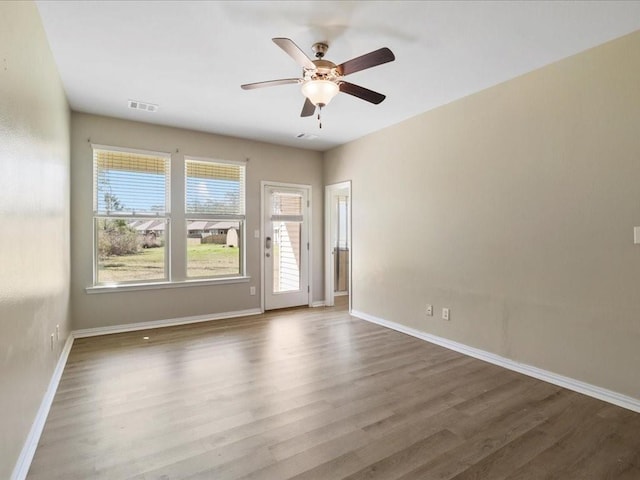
(317, 105), (323, 129)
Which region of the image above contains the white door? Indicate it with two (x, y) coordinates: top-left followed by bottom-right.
(263, 184), (310, 310)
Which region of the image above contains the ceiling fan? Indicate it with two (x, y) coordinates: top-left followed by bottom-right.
(241, 38), (395, 127)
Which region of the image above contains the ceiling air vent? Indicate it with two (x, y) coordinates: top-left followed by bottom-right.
(128, 99), (158, 112)
(296, 133), (318, 140)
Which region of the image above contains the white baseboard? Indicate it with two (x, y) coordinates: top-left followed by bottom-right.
(352, 309), (640, 414)
(310, 301), (326, 308)
(334, 291), (349, 297)
(11, 334), (74, 480)
(72, 308), (262, 338)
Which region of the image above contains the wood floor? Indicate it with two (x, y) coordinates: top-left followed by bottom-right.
(28, 300), (640, 479)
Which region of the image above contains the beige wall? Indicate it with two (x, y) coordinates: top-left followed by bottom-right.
(0, 2), (71, 478)
(71, 113), (323, 330)
(324, 31), (640, 399)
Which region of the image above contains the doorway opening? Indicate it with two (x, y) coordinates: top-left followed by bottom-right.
(325, 181), (351, 310)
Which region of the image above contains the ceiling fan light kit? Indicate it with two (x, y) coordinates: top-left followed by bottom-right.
(241, 37), (395, 128)
(301, 80), (339, 107)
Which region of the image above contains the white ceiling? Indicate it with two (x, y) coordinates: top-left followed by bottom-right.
(36, 1), (640, 152)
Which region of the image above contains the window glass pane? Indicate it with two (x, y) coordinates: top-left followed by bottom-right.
(186, 160), (245, 215)
(273, 221), (301, 293)
(94, 149), (169, 215)
(96, 218), (166, 283)
(187, 220), (241, 278)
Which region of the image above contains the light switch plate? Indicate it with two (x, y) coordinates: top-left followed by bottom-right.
(634, 226), (640, 244)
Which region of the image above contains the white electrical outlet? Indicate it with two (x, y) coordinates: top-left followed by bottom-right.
(426, 304), (433, 316)
(250, 286), (256, 296)
(442, 308), (450, 321)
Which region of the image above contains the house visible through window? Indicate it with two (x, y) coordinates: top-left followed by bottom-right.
(185, 157), (246, 278)
(93, 146), (171, 284)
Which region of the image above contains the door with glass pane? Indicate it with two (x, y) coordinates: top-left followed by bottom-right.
(263, 184), (310, 310)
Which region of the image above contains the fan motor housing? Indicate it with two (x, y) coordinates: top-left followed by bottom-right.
(306, 59), (339, 83)
(313, 59), (336, 73)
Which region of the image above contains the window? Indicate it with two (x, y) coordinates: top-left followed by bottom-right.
(93, 146), (170, 285)
(185, 157), (245, 278)
(91, 147), (247, 288)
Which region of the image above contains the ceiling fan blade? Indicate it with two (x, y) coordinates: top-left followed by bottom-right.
(241, 78), (300, 90)
(339, 82), (386, 104)
(300, 98), (316, 117)
(337, 47), (395, 76)
(273, 38), (316, 70)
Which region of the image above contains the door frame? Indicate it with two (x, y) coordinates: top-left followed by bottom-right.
(261, 181), (312, 312)
(324, 181), (351, 310)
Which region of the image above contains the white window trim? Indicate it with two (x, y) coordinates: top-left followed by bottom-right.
(85, 275), (251, 294)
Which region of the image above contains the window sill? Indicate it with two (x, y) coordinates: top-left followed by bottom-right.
(85, 276), (251, 294)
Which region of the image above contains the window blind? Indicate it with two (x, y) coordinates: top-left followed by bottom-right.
(272, 191), (303, 215)
(185, 159), (245, 216)
(93, 148), (170, 216)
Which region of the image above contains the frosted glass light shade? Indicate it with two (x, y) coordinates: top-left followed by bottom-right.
(301, 80), (339, 106)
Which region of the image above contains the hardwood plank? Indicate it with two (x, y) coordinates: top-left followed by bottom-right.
(344, 429), (461, 480)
